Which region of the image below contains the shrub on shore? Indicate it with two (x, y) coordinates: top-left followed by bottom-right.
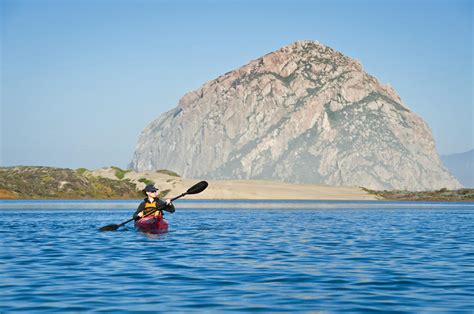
(362, 187), (474, 202)
(0, 166), (142, 199)
(111, 166), (130, 180)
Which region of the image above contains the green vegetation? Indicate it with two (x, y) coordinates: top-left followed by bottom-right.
(0, 166), (142, 199)
(75, 168), (88, 175)
(0, 166), (187, 199)
(362, 187), (474, 202)
(111, 166), (130, 180)
(138, 177), (155, 186)
(156, 169), (180, 177)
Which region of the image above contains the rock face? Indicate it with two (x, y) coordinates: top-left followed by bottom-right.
(131, 40), (461, 191)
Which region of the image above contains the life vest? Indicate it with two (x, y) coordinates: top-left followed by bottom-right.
(144, 201), (162, 218)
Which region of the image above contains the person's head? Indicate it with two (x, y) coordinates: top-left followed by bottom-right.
(142, 184), (159, 198)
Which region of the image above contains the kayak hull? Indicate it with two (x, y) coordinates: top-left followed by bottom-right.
(134, 216), (169, 234)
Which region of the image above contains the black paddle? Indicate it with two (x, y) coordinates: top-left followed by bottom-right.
(99, 180), (208, 232)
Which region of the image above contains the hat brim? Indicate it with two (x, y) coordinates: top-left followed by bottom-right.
(143, 188), (158, 192)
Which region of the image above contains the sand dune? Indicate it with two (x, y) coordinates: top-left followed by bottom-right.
(91, 168), (378, 200)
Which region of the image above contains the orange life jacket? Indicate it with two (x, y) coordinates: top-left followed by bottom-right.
(144, 201), (162, 218)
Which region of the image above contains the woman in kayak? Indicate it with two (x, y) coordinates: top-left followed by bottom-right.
(133, 184), (175, 220)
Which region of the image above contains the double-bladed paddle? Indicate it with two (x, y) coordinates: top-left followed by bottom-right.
(99, 180), (208, 232)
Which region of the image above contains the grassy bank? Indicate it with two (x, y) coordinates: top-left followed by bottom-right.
(362, 188), (474, 202)
(0, 166), (142, 199)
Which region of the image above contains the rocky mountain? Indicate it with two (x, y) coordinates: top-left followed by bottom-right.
(441, 149), (474, 187)
(130, 40), (461, 191)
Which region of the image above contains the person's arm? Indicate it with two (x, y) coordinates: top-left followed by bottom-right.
(133, 202), (146, 220)
(159, 198), (175, 213)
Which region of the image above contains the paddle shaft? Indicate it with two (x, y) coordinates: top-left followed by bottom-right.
(99, 181), (207, 231)
(116, 193), (186, 228)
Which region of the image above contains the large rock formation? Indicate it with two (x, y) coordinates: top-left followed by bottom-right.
(130, 40), (461, 191)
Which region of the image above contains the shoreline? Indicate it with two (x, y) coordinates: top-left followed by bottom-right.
(1, 166), (473, 202)
(1, 198), (473, 203)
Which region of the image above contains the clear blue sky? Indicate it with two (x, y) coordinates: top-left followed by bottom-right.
(1, 0), (472, 169)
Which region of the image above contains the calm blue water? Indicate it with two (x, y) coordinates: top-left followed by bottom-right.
(1, 200), (473, 313)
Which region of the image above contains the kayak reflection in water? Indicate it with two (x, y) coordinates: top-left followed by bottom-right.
(133, 184), (175, 220)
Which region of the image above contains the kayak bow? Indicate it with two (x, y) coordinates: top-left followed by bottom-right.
(134, 216), (169, 234)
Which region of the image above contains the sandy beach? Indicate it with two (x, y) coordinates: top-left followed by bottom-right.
(91, 168), (378, 200)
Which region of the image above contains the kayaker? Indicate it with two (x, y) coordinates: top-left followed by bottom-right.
(133, 184), (175, 220)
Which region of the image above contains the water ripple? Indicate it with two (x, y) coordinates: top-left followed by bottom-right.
(1, 202), (473, 313)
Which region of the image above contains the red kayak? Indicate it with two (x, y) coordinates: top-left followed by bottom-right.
(134, 216), (169, 234)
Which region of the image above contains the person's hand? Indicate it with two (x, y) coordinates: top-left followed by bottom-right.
(138, 212), (144, 218)
(165, 199), (172, 206)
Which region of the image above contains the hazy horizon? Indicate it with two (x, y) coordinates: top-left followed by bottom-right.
(2, 0), (473, 169)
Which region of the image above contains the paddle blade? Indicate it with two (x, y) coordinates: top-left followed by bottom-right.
(99, 224), (120, 232)
(186, 181), (208, 195)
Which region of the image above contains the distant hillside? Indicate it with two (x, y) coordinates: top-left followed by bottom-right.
(363, 187), (474, 202)
(441, 149), (474, 188)
(0, 166), (142, 199)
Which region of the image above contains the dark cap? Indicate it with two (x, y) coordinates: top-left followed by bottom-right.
(143, 184), (158, 193)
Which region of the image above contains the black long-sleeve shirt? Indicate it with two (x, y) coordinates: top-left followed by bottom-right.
(133, 197), (175, 220)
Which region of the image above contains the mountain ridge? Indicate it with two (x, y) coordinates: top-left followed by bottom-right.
(441, 149), (474, 187)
